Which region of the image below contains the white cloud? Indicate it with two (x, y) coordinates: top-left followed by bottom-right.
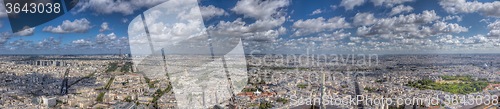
(208, 0), (290, 45)
(340, 0), (413, 11)
(370, 0), (413, 7)
(75, 0), (168, 15)
(349, 36), (362, 43)
(318, 29), (351, 41)
(353, 13), (376, 26)
(208, 19), (248, 36)
(68, 32), (128, 49)
(310, 9), (322, 15)
(432, 21), (468, 33)
(72, 39), (92, 47)
(355, 10), (467, 39)
(144, 16), (206, 43)
(207, 17), (286, 52)
(436, 35), (461, 44)
(487, 20), (500, 37)
(248, 17), (287, 32)
(208, 17), (286, 41)
(35, 37), (60, 49)
(9, 39), (32, 49)
(177, 5), (207, 21)
(43, 18), (92, 34)
(127, 0), (210, 54)
(278, 26), (287, 34)
(15, 27), (35, 36)
(439, 0), (500, 17)
(231, 0), (289, 20)
(435, 34), (500, 49)
(99, 22), (110, 32)
(340, 0), (365, 10)
(96, 33), (117, 44)
(273, 30), (351, 52)
(200, 5), (227, 20)
(443, 15), (463, 22)
(246, 29), (281, 41)
(331, 30), (351, 39)
(389, 5), (413, 16)
(292, 17), (351, 36)
(468, 35), (490, 43)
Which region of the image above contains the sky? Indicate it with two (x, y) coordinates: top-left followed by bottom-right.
(0, 0), (499, 54)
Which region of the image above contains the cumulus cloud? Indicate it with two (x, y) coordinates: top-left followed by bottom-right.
(35, 37), (61, 49)
(349, 36), (362, 43)
(370, 0), (413, 7)
(71, 33), (127, 49)
(340, 0), (365, 10)
(72, 39), (93, 47)
(432, 21), (468, 33)
(9, 39), (33, 49)
(200, 5), (228, 20)
(353, 13), (376, 26)
(96, 33), (117, 44)
(127, 0), (211, 54)
(389, 5), (413, 16)
(231, 0), (289, 20)
(319, 29), (351, 40)
(310, 9), (322, 15)
(43, 18), (92, 34)
(110, 37), (129, 49)
(487, 20), (500, 37)
(3, 37), (64, 50)
(439, 0), (500, 17)
(436, 35), (461, 45)
(471, 35), (489, 43)
(144, 15), (206, 44)
(275, 30), (351, 51)
(206, 0), (291, 47)
(74, 0), (168, 15)
(51, 0), (500, 53)
(340, 0), (413, 10)
(273, 30), (350, 51)
(14, 27), (35, 36)
(208, 17), (286, 41)
(443, 15), (462, 22)
(355, 10), (467, 39)
(99, 22), (110, 32)
(292, 17), (351, 36)
(435, 34), (500, 49)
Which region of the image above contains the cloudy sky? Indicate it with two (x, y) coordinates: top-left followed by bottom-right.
(0, 0), (500, 54)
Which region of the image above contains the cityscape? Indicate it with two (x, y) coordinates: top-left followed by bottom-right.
(0, 53), (500, 108)
(1, 0), (500, 108)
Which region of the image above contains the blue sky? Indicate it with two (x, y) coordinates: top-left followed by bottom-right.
(0, 0), (500, 54)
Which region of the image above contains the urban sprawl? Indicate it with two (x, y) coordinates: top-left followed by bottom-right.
(1, 54), (500, 109)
